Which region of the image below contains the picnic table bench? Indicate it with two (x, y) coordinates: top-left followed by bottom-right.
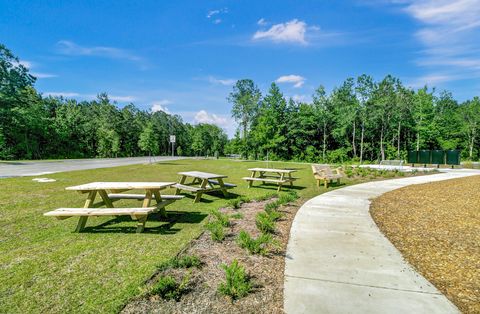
(44, 182), (181, 233)
(242, 168), (297, 192)
(174, 171), (236, 203)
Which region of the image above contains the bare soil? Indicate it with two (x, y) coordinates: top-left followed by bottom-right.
(370, 175), (480, 314)
(122, 198), (300, 314)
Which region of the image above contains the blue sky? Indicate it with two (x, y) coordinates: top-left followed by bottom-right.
(1, 0), (479, 136)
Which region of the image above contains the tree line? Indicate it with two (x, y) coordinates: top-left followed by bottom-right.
(0, 44), (227, 160)
(2, 43), (479, 162)
(226, 78), (480, 163)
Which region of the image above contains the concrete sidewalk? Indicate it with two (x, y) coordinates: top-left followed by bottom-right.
(0, 156), (184, 178)
(284, 170), (480, 314)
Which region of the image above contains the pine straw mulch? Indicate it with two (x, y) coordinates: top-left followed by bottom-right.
(370, 175), (480, 314)
(122, 197), (300, 314)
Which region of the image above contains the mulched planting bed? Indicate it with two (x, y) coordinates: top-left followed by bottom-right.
(122, 197), (300, 314)
(370, 175), (480, 314)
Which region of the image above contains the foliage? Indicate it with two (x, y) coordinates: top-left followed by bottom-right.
(157, 255), (201, 271)
(218, 260), (252, 299)
(205, 221), (225, 242)
(237, 230), (274, 255)
(209, 208), (230, 227)
(230, 212), (244, 219)
(227, 196), (250, 209)
(255, 212), (276, 234)
(151, 273), (190, 301)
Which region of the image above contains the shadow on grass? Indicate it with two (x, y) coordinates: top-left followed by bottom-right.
(247, 184), (306, 192)
(81, 210), (208, 234)
(177, 191), (242, 203)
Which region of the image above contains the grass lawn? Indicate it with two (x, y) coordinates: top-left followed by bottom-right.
(0, 159), (391, 313)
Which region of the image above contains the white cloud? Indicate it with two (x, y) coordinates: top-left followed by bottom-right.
(31, 72), (58, 78)
(207, 8), (228, 23)
(13, 60), (57, 79)
(151, 100), (172, 113)
(56, 40), (142, 62)
(253, 19), (308, 44)
(44, 92), (80, 98)
(207, 76), (236, 86)
(395, 0), (480, 84)
(109, 95), (136, 102)
(276, 74), (306, 88)
(194, 110), (228, 126)
(407, 74), (458, 88)
(291, 94), (310, 103)
(257, 18), (267, 26)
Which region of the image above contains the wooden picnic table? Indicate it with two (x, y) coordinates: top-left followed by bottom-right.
(44, 181), (181, 233)
(174, 171), (236, 203)
(243, 168), (297, 192)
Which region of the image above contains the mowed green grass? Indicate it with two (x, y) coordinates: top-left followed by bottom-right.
(0, 159), (350, 313)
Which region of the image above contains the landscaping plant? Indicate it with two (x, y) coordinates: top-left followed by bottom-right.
(151, 273), (190, 301)
(206, 221), (226, 242)
(237, 230), (274, 256)
(218, 259), (252, 299)
(255, 212), (276, 234)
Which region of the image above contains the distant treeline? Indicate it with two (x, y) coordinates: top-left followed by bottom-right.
(1, 43), (479, 162)
(226, 78), (480, 163)
(0, 44), (227, 160)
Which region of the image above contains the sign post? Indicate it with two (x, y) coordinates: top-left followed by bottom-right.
(169, 135), (176, 157)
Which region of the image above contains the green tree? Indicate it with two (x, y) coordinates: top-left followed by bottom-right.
(228, 79), (261, 159)
(138, 122), (159, 157)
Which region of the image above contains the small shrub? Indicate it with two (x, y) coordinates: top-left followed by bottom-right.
(227, 198), (242, 209)
(157, 255), (201, 271)
(237, 230), (273, 255)
(210, 208), (230, 227)
(230, 212), (244, 219)
(255, 212), (275, 234)
(151, 274), (190, 301)
(206, 221), (225, 242)
(218, 260), (252, 299)
(265, 201), (280, 212)
(279, 192), (298, 204)
(255, 192), (278, 201)
(265, 207), (283, 221)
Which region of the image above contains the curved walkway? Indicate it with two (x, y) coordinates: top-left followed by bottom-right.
(284, 169), (480, 314)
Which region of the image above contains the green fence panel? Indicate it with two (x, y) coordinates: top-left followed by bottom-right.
(407, 150), (418, 164)
(431, 150), (445, 164)
(418, 150), (431, 164)
(446, 150), (460, 165)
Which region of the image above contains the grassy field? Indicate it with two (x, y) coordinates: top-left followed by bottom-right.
(0, 159), (395, 313)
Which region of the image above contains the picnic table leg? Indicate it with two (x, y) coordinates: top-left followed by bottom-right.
(153, 190), (167, 218)
(142, 190), (153, 207)
(288, 173), (294, 186)
(175, 175), (187, 195)
(248, 171), (256, 188)
(260, 171), (266, 185)
(194, 179), (209, 203)
(216, 178), (229, 197)
(135, 215), (147, 233)
(98, 190), (114, 208)
(75, 190), (97, 232)
(277, 173), (285, 192)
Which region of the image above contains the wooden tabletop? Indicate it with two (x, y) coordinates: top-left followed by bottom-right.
(178, 171), (228, 179)
(65, 182), (177, 191)
(248, 168), (297, 173)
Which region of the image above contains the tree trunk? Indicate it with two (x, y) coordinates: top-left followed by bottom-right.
(380, 126), (385, 161)
(322, 121), (327, 161)
(416, 132), (420, 151)
(360, 123), (364, 164)
(397, 121), (401, 159)
(352, 121), (356, 158)
(470, 133), (475, 158)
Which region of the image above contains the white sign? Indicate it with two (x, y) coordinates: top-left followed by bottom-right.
(169, 135), (176, 143)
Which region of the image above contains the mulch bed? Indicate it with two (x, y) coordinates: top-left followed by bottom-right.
(122, 198), (300, 314)
(370, 175), (480, 314)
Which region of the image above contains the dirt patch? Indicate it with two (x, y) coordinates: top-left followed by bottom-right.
(122, 198), (300, 314)
(370, 175), (480, 314)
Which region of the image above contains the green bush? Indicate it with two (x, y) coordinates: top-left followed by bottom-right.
(237, 230), (273, 255)
(206, 221), (225, 242)
(265, 207), (283, 221)
(218, 260), (252, 299)
(279, 192), (298, 204)
(265, 201), (280, 212)
(209, 208), (230, 227)
(230, 212), (244, 219)
(255, 193), (278, 201)
(227, 198), (242, 209)
(255, 212), (275, 234)
(151, 274), (190, 301)
(157, 255), (201, 271)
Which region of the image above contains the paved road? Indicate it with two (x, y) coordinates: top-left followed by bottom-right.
(284, 169), (480, 314)
(0, 156), (184, 178)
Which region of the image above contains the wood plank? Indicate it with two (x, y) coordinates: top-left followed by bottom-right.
(208, 180), (237, 188)
(242, 177), (292, 183)
(248, 168), (297, 173)
(173, 183), (204, 192)
(177, 171), (228, 179)
(44, 207), (156, 217)
(66, 182), (176, 191)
